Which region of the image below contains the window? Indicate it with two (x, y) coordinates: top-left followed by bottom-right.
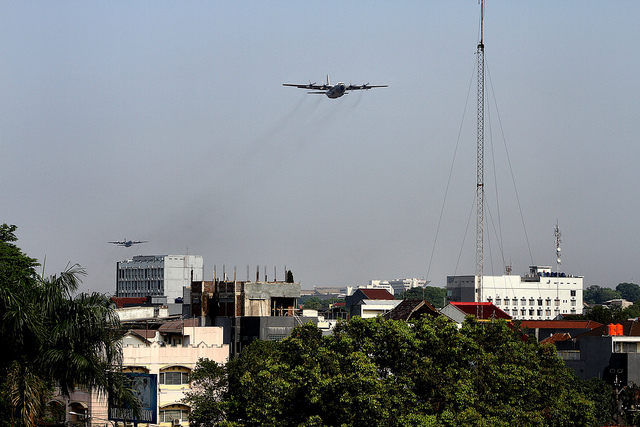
(545, 298), (551, 306)
(571, 300), (576, 306)
(570, 290), (577, 297)
(512, 298), (518, 306)
(615, 342), (639, 353)
(537, 309), (543, 316)
(537, 299), (543, 306)
(160, 372), (189, 385)
(495, 298), (501, 305)
(503, 298), (508, 306)
(545, 309), (551, 316)
(529, 298), (535, 306)
(555, 298), (560, 306)
(160, 408), (189, 422)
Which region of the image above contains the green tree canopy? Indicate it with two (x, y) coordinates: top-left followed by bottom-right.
(186, 316), (599, 426)
(616, 282), (640, 303)
(397, 286), (447, 308)
(302, 296), (323, 310)
(0, 224), (136, 427)
(584, 285), (621, 305)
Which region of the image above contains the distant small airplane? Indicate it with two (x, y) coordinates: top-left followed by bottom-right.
(108, 239), (148, 248)
(283, 75), (387, 99)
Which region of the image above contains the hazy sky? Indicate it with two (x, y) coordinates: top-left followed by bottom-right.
(2, 1), (639, 294)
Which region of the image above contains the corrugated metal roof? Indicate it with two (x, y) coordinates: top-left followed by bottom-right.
(158, 318), (199, 333)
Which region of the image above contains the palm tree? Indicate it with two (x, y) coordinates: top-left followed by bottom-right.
(0, 225), (138, 427)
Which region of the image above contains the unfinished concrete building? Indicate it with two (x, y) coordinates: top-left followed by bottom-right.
(191, 271), (315, 356)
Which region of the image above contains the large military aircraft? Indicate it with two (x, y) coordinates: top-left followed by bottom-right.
(109, 239), (148, 248)
(283, 76), (387, 99)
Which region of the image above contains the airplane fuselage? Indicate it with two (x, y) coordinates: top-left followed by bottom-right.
(326, 83), (347, 99)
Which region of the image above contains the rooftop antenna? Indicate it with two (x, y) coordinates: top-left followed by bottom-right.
(555, 222), (562, 316)
(476, 0), (486, 313)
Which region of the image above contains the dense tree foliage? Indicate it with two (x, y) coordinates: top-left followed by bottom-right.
(302, 296), (324, 310)
(565, 303), (640, 323)
(583, 285), (621, 305)
(615, 282), (640, 303)
(0, 224), (136, 427)
(186, 316), (601, 427)
(398, 286), (447, 308)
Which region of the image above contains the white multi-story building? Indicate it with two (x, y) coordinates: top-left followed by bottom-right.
(446, 266), (583, 320)
(116, 255), (204, 302)
(365, 278), (429, 296)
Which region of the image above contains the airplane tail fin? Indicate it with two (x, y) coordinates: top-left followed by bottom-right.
(327, 74), (330, 86)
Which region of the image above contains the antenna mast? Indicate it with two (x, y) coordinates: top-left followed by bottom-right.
(555, 222), (562, 313)
(476, 0), (485, 303)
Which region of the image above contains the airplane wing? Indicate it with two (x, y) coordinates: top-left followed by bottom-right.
(132, 241), (149, 244)
(108, 241), (125, 245)
(346, 83), (388, 91)
(283, 83), (332, 90)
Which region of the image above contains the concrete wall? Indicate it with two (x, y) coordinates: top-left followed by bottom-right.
(446, 275), (476, 302)
(243, 281), (301, 299)
(116, 306), (169, 321)
(164, 255), (204, 302)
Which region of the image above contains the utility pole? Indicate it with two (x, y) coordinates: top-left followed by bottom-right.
(476, 0), (485, 306)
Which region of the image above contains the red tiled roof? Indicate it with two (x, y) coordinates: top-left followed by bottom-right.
(541, 333), (572, 344)
(450, 302), (511, 320)
(359, 289), (395, 300)
(519, 320), (603, 330)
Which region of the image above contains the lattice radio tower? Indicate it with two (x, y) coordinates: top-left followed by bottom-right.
(476, 0), (486, 304)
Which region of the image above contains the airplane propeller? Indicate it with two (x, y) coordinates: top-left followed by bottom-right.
(307, 81), (316, 88)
